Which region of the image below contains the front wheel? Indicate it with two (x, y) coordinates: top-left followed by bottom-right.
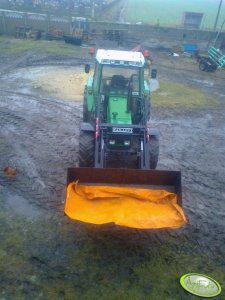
(149, 136), (159, 169)
(79, 131), (94, 167)
(83, 100), (90, 122)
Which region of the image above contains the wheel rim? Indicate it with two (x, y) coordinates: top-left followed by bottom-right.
(199, 63), (205, 71)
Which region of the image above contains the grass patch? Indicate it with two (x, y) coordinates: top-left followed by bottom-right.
(123, 0), (225, 28)
(0, 208), (224, 300)
(0, 37), (37, 53)
(0, 36), (89, 57)
(152, 80), (220, 109)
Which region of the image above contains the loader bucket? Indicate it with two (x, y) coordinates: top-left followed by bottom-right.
(64, 168), (187, 229)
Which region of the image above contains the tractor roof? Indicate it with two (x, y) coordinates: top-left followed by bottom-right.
(96, 49), (145, 67)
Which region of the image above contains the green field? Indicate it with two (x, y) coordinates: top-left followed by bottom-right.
(1, 210), (225, 300)
(122, 0), (225, 29)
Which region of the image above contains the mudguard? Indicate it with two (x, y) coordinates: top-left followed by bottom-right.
(80, 122), (94, 131)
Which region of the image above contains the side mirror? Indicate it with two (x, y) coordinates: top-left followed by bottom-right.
(85, 64), (90, 74)
(151, 69), (157, 79)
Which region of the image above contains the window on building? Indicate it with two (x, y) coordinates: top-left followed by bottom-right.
(182, 12), (203, 29)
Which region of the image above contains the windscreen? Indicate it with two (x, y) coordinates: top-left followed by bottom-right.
(100, 65), (139, 93)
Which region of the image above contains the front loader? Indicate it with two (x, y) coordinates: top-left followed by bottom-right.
(65, 49), (187, 229)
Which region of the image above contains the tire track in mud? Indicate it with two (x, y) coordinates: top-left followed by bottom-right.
(155, 111), (225, 258)
(0, 89), (78, 108)
(156, 61), (225, 81)
(0, 51), (38, 76)
(1, 59), (225, 268)
(0, 90), (81, 212)
(150, 51), (225, 99)
(1, 91), (225, 247)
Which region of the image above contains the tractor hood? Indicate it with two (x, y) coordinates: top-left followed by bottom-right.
(107, 94), (132, 124)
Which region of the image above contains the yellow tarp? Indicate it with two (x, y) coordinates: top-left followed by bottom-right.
(64, 182), (187, 229)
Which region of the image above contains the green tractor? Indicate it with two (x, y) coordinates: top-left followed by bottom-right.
(65, 49), (186, 229)
(79, 49), (159, 169)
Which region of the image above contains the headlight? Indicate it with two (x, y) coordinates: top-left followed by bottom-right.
(109, 140), (115, 145)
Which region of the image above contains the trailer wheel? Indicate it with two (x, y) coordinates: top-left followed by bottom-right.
(199, 60), (207, 71)
(79, 131), (94, 167)
(149, 136), (159, 169)
(210, 65), (217, 72)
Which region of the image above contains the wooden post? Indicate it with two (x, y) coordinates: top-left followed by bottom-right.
(23, 13), (28, 38)
(47, 14), (50, 33)
(2, 11), (6, 35)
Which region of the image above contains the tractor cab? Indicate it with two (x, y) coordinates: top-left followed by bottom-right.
(92, 50), (148, 125)
(82, 49), (157, 169)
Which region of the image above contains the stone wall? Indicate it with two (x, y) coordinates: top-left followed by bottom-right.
(89, 21), (225, 50)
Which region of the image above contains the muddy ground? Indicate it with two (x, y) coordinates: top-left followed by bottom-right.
(0, 39), (225, 299)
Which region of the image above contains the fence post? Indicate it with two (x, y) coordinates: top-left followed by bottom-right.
(2, 11), (6, 35)
(47, 13), (50, 33)
(68, 15), (72, 34)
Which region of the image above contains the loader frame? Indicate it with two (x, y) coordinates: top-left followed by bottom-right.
(67, 167), (182, 206)
(81, 94), (158, 169)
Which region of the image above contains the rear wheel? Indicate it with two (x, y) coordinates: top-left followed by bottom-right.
(149, 136), (159, 169)
(79, 131), (94, 167)
(83, 101), (89, 122)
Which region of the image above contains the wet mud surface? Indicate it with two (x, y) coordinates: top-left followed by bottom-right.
(0, 46), (225, 299)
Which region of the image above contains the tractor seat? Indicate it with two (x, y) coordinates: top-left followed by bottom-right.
(111, 75), (127, 89)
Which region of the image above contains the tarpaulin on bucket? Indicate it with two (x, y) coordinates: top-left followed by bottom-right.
(64, 182), (187, 229)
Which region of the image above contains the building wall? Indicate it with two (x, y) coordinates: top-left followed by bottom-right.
(90, 21), (225, 49)
(124, 0), (225, 30)
(0, 9), (224, 50)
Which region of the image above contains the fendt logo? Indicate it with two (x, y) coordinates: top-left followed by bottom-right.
(112, 128), (133, 133)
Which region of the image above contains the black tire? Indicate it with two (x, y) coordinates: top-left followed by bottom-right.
(149, 136), (159, 169)
(199, 61), (206, 71)
(151, 68), (157, 79)
(83, 101), (88, 122)
(79, 131), (94, 167)
(210, 65), (217, 72)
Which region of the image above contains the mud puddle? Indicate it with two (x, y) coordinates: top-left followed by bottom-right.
(0, 66), (91, 101)
(192, 78), (214, 87)
(1, 188), (43, 220)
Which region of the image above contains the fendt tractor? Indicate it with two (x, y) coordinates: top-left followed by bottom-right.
(80, 49), (159, 169)
(64, 49), (187, 229)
